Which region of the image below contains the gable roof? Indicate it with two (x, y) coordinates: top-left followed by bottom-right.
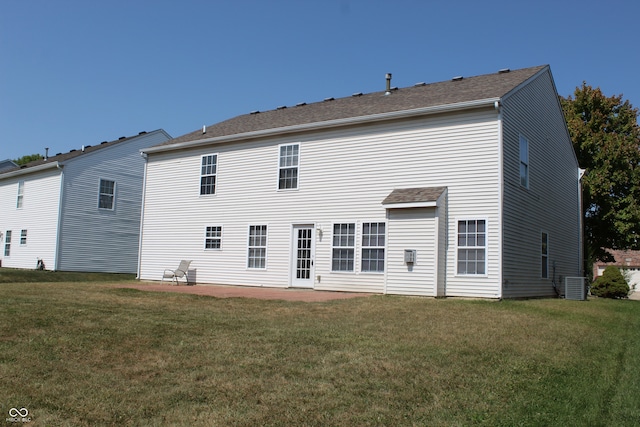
(0, 159), (18, 172)
(148, 65), (548, 153)
(0, 130), (167, 180)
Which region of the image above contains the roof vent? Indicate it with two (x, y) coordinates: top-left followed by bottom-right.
(352, 92), (363, 97)
(138, 131), (147, 135)
(56, 153), (62, 156)
(70, 149), (76, 153)
(44, 147), (49, 161)
(385, 73), (392, 95)
(202, 125), (206, 134)
(324, 97), (335, 102)
(85, 145), (92, 149)
(452, 76), (463, 81)
(101, 141), (108, 145)
(414, 82), (426, 87)
(277, 105), (287, 110)
(119, 136), (126, 140)
(499, 68), (511, 74)
(250, 110), (260, 114)
(296, 102), (307, 107)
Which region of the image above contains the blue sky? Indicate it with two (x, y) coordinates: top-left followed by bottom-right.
(1, 0), (638, 161)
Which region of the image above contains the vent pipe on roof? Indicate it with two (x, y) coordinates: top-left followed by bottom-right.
(202, 125), (206, 134)
(45, 147), (49, 161)
(385, 73), (392, 95)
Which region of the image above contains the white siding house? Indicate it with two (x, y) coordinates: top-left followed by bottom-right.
(0, 130), (171, 273)
(138, 65), (581, 298)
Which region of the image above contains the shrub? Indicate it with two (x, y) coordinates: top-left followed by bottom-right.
(591, 266), (629, 299)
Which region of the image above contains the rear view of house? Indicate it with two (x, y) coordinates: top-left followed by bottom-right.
(138, 65), (581, 298)
(0, 130), (171, 273)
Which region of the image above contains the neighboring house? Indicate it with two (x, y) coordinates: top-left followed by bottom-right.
(0, 130), (171, 273)
(138, 65), (582, 298)
(0, 159), (18, 173)
(593, 249), (640, 292)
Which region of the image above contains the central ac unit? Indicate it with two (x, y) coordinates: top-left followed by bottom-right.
(565, 277), (586, 300)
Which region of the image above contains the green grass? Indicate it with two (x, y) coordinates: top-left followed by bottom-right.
(1, 275), (640, 425)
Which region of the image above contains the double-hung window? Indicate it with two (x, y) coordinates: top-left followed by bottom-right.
(205, 226), (222, 250)
(98, 179), (115, 210)
(457, 219), (486, 275)
(200, 154), (217, 195)
(247, 225), (267, 269)
(332, 223), (355, 272)
(16, 181), (24, 209)
(362, 222), (385, 272)
(278, 144), (299, 190)
(20, 230), (27, 246)
(541, 232), (549, 279)
(4, 230), (11, 257)
(519, 135), (529, 188)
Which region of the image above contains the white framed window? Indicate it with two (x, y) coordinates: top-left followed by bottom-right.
(247, 225), (267, 269)
(519, 135), (529, 188)
(200, 154), (217, 195)
(278, 143), (299, 190)
(16, 181), (24, 209)
(457, 219), (487, 275)
(361, 222), (385, 272)
(20, 230), (27, 246)
(205, 226), (222, 250)
(332, 223), (355, 272)
(98, 179), (115, 210)
(541, 232), (549, 279)
(4, 230), (11, 257)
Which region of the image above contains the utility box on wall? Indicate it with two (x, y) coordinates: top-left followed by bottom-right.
(404, 249), (416, 264)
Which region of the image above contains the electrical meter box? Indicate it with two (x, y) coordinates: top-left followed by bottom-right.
(404, 249), (416, 264)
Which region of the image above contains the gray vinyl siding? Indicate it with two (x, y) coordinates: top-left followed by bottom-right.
(140, 110), (503, 296)
(0, 168), (61, 269)
(57, 130), (171, 273)
(500, 70), (581, 298)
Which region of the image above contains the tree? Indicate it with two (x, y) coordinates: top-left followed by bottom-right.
(13, 154), (43, 166)
(590, 265), (629, 299)
(560, 83), (640, 272)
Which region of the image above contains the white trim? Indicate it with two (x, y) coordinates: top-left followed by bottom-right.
(454, 217), (489, 278)
(0, 161), (60, 181)
(97, 178), (116, 211)
(204, 225), (223, 251)
(137, 156), (148, 279)
(383, 201), (438, 209)
(330, 221), (357, 273)
(143, 98), (501, 155)
(199, 153), (218, 196)
(497, 110), (504, 298)
(360, 221), (386, 274)
(277, 143), (300, 191)
(246, 224), (268, 270)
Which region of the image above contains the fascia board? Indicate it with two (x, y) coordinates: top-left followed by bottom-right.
(0, 161), (61, 181)
(143, 98), (500, 155)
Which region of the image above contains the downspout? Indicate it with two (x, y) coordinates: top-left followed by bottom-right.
(53, 164), (64, 271)
(495, 100), (504, 299)
(578, 168), (586, 277)
(136, 152), (149, 279)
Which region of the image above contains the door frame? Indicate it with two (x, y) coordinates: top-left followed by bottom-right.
(290, 224), (315, 288)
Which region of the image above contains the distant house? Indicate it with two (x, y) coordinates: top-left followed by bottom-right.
(0, 130), (171, 273)
(0, 159), (18, 173)
(138, 65), (582, 298)
(593, 249), (640, 292)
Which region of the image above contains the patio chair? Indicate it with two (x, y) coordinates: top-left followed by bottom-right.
(162, 260), (192, 285)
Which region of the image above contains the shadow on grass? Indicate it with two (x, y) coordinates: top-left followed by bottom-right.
(0, 267), (136, 283)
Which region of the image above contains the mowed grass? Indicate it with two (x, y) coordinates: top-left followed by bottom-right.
(1, 272), (640, 425)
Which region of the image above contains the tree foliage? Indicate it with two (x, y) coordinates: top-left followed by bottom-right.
(591, 266), (629, 299)
(13, 154), (43, 166)
(560, 83), (640, 266)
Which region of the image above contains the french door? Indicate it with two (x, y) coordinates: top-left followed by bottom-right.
(291, 225), (315, 288)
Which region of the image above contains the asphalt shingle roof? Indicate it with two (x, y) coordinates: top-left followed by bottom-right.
(161, 65), (547, 147)
(382, 187), (448, 205)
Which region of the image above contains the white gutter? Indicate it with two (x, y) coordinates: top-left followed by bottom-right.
(143, 98), (501, 155)
(0, 161), (60, 181)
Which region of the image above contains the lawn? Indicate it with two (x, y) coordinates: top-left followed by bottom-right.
(1, 271), (640, 426)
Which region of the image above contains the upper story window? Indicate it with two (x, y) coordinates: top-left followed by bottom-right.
(278, 143), (299, 190)
(519, 135), (529, 188)
(98, 179), (116, 210)
(332, 223), (355, 272)
(16, 181), (24, 209)
(200, 154), (217, 195)
(362, 222), (385, 273)
(205, 226), (222, 250)
(457, 219), (486, 275)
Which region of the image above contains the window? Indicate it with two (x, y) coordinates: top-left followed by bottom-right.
(20, 230), (27, 245)
(247, 225), (267, 269)
(200, 154), (217, 195)
(519, 135), (529, 188)
(332, 223), (355, 272)
(362, 222), (385, 272)
(4, 230), (11, 257)
(205, 226), (222, 250)
(16, 181), (24, 209)
(457, 219), (486, 275)
(98, 179), (115, 210)
(541, 232), (549, 279)
(278, 144), (299, 190)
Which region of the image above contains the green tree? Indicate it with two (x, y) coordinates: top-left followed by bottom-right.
(591, 265), (629, 298)
(560, 83), (640, 271)
(13, 154), (43, 166)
